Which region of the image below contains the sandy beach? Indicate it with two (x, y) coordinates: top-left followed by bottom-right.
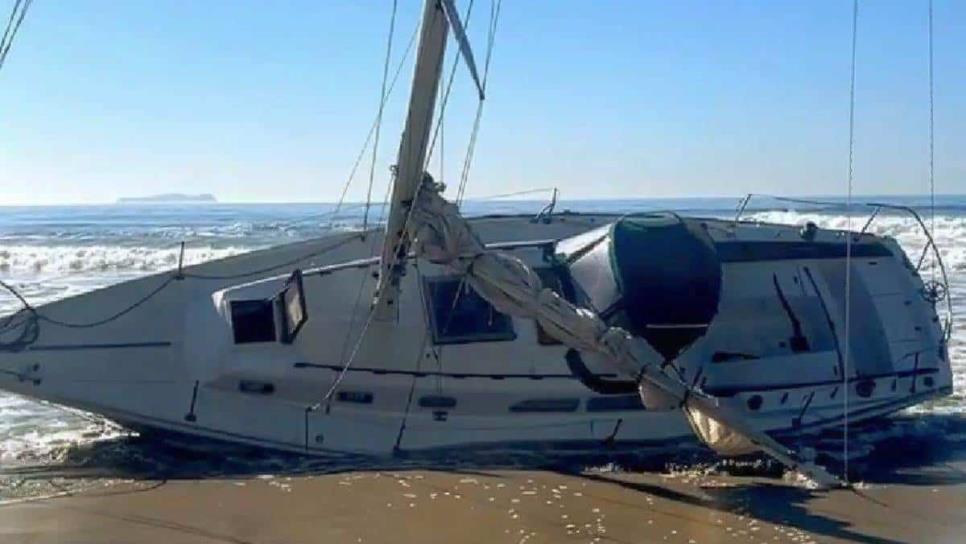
(1, 456), (963, 544)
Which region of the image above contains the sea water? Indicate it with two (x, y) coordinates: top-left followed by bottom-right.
(0, 195), (963, 471)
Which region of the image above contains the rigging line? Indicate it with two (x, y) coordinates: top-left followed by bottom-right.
(456, 0), (499, 206)
(424, 0), (476, 169)
(742, 193), (849, 210)
(335, 265), (376, 384)
(456, 103), (484, 207)
(337, 202), (395, 375)
(315, 171), (400, 407)
(440, 72), (444, 186)
(363, 0), (399, 233)
(376, 167), (396, 226)
(329, 18), (420, 228)
(0, 0), (23, 57)
(283, 202), (371, 227)
(392, 314), (433, 452)
(315, 292), (380, 407)
(456, 0), (503, 206)
(325, 169), (401, 405)
(456, 0), (502, 207)
(927, 0), (936, 280)
(0, 0), (31, 73)
(412, 259), (444, 393)
(469, 187), (556, 201)
(843, 0), (859, 485)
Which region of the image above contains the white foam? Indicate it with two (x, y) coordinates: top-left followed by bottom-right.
(747, 211), (966, 272)
(0, 244), (254, 276)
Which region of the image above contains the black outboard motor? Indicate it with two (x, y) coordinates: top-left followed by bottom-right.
(555, 213), (722, 361)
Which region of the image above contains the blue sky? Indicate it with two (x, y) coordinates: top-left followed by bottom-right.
(1, 0), (963, 204)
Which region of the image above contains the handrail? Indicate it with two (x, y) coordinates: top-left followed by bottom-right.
(735, 194), (953, 341)
(864, 202), (954, 341)
(532, 187), (559, 224)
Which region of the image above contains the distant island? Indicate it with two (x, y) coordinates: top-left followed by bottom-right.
(117, 193), (218, 204)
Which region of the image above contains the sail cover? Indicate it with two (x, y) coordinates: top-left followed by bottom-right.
(558, 212), (721, 360)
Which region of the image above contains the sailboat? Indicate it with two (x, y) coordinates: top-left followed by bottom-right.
(0, 0), (953, 485)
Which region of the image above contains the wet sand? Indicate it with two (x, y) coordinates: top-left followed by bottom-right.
(0, 461), (963, 544)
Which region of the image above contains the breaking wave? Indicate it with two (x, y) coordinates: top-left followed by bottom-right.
(746, 210), (966, 273)
(0, 244), (255, 276)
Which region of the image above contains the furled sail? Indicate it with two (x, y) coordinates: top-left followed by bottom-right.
(406, 175), (839, 487)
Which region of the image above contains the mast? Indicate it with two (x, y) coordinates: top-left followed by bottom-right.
(372, 0), (449, 319)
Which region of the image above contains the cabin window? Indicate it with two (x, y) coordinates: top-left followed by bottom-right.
(230, 300), (276, 344)
(238, 380), (274, 395)
(509, 398), (580, 413)
(586, 394), (645, 412)
(419, 395), (457, 408)
(337, 391), (373, 404)
(276, 269), (308, 344)
(533, 267), (565, 345)
(423, 276), (516, 345)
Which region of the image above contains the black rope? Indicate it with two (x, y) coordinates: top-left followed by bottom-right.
(0, 0), (31, 74)
(1, 275), (174, 330)
(362, 0), (399, 232)
(927, 0), (936, 280)
(0, 0), (24, 59)
(456, 0), (502, 206)
(842, 0), (860, 485)
(425, 0), (476, 169)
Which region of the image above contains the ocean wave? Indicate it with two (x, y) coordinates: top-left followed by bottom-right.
(746, 211), (966, 272)
(0, 244), (256, 275)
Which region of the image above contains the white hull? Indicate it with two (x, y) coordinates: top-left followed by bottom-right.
(0, 213), (952, 457)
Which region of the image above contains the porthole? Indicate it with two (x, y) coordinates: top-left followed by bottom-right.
(855, 380), (875, 398)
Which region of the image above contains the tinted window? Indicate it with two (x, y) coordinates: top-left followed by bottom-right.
(230, 300), (276, 344)
(423, 276), (516, 345)
(277, 270), (308, 344)
(586, 395), (645, 412)
(509, 398), (580, 413)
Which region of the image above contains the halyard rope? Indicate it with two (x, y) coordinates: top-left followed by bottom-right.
(362, 0), (399, 233)
(927, 0), (936, 280)
(843, 0), (859, 484)
(0, 0), (32, 74)
(456, 0), (502, 207)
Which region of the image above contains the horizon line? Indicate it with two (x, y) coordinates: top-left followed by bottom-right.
(1, 192), (964, 208)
